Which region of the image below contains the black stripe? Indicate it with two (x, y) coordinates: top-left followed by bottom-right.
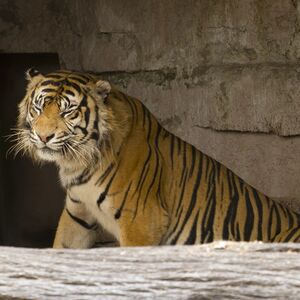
(283, 227), (300, 242)
(296, 214), (300, 227)
(63, 80), (81, 94)
(142, 125), (161, 210)
(74, 169), (93, 186)
(170, 135), (175, 168)
(97, 169), (118, 207)
(95, 163), (115, 186)
(184, 211), (200, 245)
(201, 161), (216, 243)
(79, 74), (92, 81)
(163, 131), (169, 139)
(79, 94), (88, 108)
(67, 168), (94, 188)
(69, 111), (79, 120)
(84, 106), (90, 126)
(93, 118), (98, 130)
(41, 88), (56, 93)
(24, 121), (31, 130)
(90, 104), (99, 141)
(90, 131), (99, 140)
(115, 182), (132, 219)
(179, 169), (187, 187)
(62, 97), (71, 107)
(252, 189), (263, 240)
(167, 207), (184, 245)
(238, 178), (244, 194)
(179, 143), (187, 185)
(97, 192), (106, 206)
(170, 153), (203, 244)
(278, 202), (287, 218)
(156, 167), (167, 211)
(121, 92), (138, 124)
(216, 162), (221, 182)
(133, 110), (152, 198)
(37, 95), (43, 106)
(205, 157), (210, 180)
(222, 170), (239, 240)
(69, 76), (89, 85)
(142, 105), (147, 128)
(273, 203), (281, 237)
(45, 74), (63, 79)
(229, 173), (239, 239)
(244, 189), (254, 241)
(30, 89), (35, 99)
(189, 146), (196, 178)
(286, 207), (294, 229)
(76, 95), (90, 137)
(40, 80), (62, 86)
(60, 110), (72, 118)
(292, 229), (300, 242)
(69, 196), (81, 203)
(64, 90), (75, 97)
(177, 138), (181, 154)
(69, 82), (82, 94)
(28, 110), (34, 119)
(268, 203), (275, 240)
(175, 170), (188, 216)
(75, 125), (88, 135)
(136, 165), (150, 197)
(66, 209), (97, 230)
(235, 222), (241, 241)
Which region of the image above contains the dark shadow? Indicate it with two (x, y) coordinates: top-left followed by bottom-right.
(0, 53), (64, 247)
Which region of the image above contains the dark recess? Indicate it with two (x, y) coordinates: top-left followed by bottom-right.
(0, 53), (64, 248)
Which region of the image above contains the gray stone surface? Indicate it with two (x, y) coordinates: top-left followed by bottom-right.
(1, 0), (300, 208)
(100, 64), (300, 136)
(1, 0), (300, 135)
(1, 242), (300, 299)
(2, 0), (300, 66)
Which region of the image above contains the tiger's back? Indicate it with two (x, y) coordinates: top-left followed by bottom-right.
(160, 138), (300, 244)
(109, 90), (300, 244)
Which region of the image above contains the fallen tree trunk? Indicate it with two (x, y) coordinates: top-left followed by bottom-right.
(0, 242), (300, 299)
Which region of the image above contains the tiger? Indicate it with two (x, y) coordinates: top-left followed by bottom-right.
(15, 68), (300, 248)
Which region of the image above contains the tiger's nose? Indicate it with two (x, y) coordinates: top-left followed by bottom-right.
(38, 133), (55, 143)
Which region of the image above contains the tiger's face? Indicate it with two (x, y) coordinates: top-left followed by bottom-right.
(16, 69), (112, 166)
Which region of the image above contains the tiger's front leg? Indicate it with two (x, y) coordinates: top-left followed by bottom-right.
(117, 200), (169, 247)
(53, 196), (98, 249)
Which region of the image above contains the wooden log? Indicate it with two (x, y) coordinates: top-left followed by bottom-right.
(0, 242), (300, 299)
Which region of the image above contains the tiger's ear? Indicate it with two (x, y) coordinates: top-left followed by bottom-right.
(25, 68), (41, 80)
(95, 80), (111, 99)
(25, 68), (44, 89)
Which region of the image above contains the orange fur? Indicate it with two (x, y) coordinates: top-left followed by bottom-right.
(16, 70), (300, 248)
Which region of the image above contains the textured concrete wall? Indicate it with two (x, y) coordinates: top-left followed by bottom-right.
(1, 0), (300, 210)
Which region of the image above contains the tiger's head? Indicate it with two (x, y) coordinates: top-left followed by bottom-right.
(16, 69), (113, 167)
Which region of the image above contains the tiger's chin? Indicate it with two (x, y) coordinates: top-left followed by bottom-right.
(34, 143), (102, 169)
(35, 148), (63, 162)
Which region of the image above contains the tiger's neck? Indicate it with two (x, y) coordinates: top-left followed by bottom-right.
(58, 159), (99, 188)
(58, 89), (133, 189)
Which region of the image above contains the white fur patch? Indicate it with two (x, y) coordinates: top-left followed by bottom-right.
(69, 175), (120, 241)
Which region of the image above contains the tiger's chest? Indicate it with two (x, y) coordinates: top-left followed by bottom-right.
(67, 179), (120, 241)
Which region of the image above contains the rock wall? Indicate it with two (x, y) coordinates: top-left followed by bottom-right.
(1, 0), (300, 210)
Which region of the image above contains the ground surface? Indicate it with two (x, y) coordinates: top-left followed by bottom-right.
(0, 242), (300, 299)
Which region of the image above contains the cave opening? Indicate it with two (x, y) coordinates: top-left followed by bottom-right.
(0, 53), (64, 248)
